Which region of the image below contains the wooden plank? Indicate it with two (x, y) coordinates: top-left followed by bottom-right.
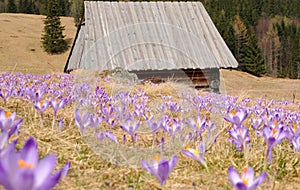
(178, 2), (204, 69)
(113, 2), (136, 70)
(153, 2), (175, 66)
(193, 2), (221, 67)
(168, 2), (195, 69)
(84, 2), (98, 70)
(104, 2), (126, 69)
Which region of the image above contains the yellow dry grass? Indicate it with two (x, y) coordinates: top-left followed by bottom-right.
(220, 69), (300, 102)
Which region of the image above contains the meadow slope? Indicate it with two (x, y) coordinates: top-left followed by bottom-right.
(0, 13), (76, 74)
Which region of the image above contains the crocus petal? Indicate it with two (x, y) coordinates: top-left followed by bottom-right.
(34, 154), (57, 189)
(249, 172), (267, 190)
(120, 125), (129, 134)
(241, 167), (254, 185)
(235, 182), (248, 190)
(37, 169), (63, 190)
(228, 166), (242, 186)
(263, 126), (271, 138)
(182, 150), (197, 160)
(292, 136), (300, 151)
(105, 131), (118, 144)
(157, 160), (170, 185)
(0, 131), (9, 150)
(61, 161), (70, 177)
(13, 170), (34, 190)
(20, 137), (38, 165)
(168, 155), (178, 172)
(0, 139), (17, 158)
(276, 131), (288, 144)
(0, 162), (11, 189)
(267, 137), (276, 148)
(141, 160), (156, 176)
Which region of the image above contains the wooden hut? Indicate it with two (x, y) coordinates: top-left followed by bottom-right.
(64, 1), (238, 91)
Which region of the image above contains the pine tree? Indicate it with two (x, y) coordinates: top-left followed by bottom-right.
(71, 0), (84, 26)
(41, 0), (68, 54)
(233, 15), (249, 71)
(18, 0), (23, 13)
(243, 36), (266, 76)
(7, 0), (17, 13)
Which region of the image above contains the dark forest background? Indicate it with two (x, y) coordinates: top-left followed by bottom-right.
(1, 0), (300, 78)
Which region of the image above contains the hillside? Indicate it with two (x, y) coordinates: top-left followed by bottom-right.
(0, 13), (76, 74)
(0, 13), (299, 102)
(220, 69), (300, 101)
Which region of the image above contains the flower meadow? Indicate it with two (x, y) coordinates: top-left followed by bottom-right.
(0, 72), (300, 189)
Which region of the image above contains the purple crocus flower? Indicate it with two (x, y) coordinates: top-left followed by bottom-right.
(224, 109), (248, 127)
(0, 109), (23, 137)
(0, 131), (9, 151)
(26, 86), (45, 104)
(120, 118), (140, 137)
(120, 118), (140, 146)
(0, 137), (69, 190)
(251, 118), (264, 136)
(146, 119), (161, 140)
(0, 87), (13, 104)
(74, 109), (91, 134)
(140, 155), (178, 186)
(34, 99), (49, 120)
(133, 103), (146, 119)
(143, 111), (154, 121)
(95, 131), (118, 143)
(188, 114), (206, 138)
(287, 122), (300, 141)
(228, 125), (251, 151)
(228, 166), (266, 190)
(49, 97), (68, 118)
(263, 125), (288, 163)
(291, 136), (300, 152)
(161, 117), (181, 138)
(90, 114), (103, 128)
(182, 141), (207, 168)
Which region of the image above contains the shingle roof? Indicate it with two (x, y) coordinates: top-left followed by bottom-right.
(65, 1), (238, 72)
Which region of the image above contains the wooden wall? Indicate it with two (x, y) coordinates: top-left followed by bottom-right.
(130, 68), (220, 92)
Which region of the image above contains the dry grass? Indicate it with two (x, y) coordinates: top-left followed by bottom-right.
(220, 69), (300, 102)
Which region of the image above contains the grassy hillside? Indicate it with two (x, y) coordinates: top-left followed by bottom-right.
(0, 13), (76, 74)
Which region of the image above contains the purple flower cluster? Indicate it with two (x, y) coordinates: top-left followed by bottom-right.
(0, 108), (69, 190)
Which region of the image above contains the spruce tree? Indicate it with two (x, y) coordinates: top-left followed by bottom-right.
(7, 0), (17, 13)
(18, 0), (23, 13)
(243, 36), (266, 76)
(41, 0), (67, 54)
